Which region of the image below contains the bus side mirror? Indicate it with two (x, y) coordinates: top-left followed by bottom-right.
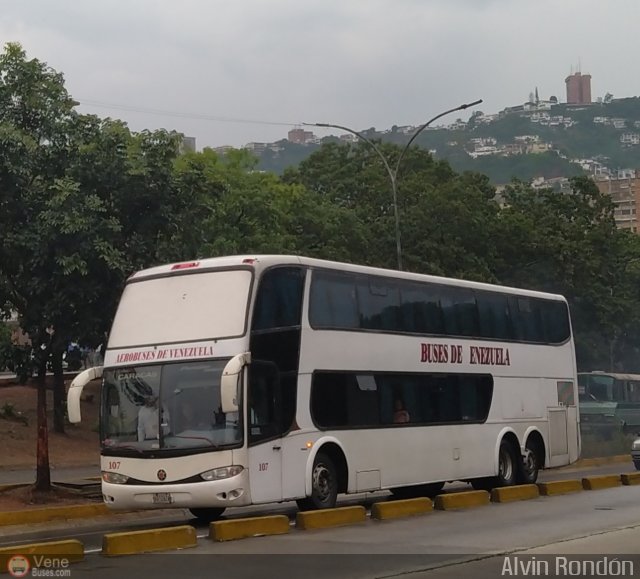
(221, 352), (251, 414)
(67, 366), (104, 423)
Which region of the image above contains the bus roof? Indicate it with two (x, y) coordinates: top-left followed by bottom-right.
(128, 254), (568, 302)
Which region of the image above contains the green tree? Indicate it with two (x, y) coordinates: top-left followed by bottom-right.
(0, 44), (218, 489)
(493, 176), (640, 370)
(284, 141), (500, 274)
(0, 44), (138, 489)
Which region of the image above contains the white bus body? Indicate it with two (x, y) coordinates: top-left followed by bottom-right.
(68, 255), (580, 519)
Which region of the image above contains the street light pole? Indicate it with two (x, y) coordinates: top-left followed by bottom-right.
(307, 99), (482, 271)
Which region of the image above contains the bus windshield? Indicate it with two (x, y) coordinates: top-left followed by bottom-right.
(101, 360), (241, 452)
(108, 269), (252, 348)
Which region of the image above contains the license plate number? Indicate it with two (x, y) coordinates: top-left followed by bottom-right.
(152, 492), (173, 504)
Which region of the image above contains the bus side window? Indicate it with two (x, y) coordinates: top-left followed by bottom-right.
(629, 382), (640, 403)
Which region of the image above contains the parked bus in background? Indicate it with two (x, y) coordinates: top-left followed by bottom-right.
(578, 371), (640, 436)
(68, 255), (580, 521)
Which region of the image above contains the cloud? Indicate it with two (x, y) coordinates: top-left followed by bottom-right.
(1, 0), (638, 147)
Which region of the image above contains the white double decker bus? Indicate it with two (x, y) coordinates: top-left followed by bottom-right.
(68, 255), (580, 520)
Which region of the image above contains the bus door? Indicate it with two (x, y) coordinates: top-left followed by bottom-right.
(548, 380), (579, 466)
(246, 363), (283, 504)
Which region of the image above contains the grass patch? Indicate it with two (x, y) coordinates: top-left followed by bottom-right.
(581, 427), (635, 458)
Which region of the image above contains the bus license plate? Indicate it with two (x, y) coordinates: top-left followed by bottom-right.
(152, 492), (173, 505)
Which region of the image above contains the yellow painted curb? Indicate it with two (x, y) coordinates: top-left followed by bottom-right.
(371, 497), (432, 520)
(0, 539), (83, 573)
(490, 484), (539, 503)
(582, 474), (621, 490)
(0, 503), (110, 527)
(102, 525), (197, 556)
(209, 515), (290, 542)
(621, 472), (640, 485)
(296, 506), (366, 530)
(537, 479), (583, 496)
(573, 455), (630, 468)
(434, 490), (490, 510)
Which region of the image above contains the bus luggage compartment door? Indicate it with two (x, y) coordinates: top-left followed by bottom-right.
(548, 407), (569, 467)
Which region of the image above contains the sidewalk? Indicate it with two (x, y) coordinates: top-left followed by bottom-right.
(0, 465), (99, 485)
(0, 370), (81, 386)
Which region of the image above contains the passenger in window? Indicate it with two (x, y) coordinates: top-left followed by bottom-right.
(393, 399), (410, 424)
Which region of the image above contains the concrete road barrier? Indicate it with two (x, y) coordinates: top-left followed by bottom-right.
(296, 506), (366, 530)
(582, 474), (621, 490)
(210, 515), (290, 542)
(0, 504), (110, 527)
(490, 484), (539, 503)
(102, 525), (197, 556)
(434, 490), (490, 510)
(0, 539), (83, 573)
(371, 497), (432, 520)
(621, 472), (640, 485)
(537, 479), (583, 496)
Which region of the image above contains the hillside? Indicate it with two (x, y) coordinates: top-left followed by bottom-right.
(254, 97), (640, 184)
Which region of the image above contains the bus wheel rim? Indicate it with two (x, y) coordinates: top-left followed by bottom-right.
(522, 448), (536, 475)
(312, 463), (331, 501)
(499, 448), (512, 481)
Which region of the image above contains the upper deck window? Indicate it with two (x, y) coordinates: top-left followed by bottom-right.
(309, 269), (570, 344)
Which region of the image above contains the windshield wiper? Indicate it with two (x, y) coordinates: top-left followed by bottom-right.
(101, 443), (147, 455)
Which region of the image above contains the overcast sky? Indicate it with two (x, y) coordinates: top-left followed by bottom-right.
(2, 1), (638, 148)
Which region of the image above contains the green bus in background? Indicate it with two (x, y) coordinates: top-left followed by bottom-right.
(578, 372), (640, 436)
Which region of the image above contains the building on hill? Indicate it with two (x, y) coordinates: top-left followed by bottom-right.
(180, 135), (196, 153)
(288, 128), (316, 144)
(595, 172), (640, 233)
(565, 71), (592, 104)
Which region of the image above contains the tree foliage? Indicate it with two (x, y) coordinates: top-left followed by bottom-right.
(3, 43), (640, 483)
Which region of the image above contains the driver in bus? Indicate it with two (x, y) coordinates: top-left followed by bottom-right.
(137, 395), (170, 441)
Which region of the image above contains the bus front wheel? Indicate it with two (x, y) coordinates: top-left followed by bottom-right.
(296, 452), (338, 511)
(189, 507), (226, 522)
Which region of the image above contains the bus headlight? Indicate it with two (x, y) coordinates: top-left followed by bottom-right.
(102, 471), (129, 484)
(632, 440), (640, 451)
(200, 466), (244, 481)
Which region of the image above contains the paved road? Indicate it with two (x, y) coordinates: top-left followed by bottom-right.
(1, 461), (638, 554)
(35, 484), (640, 579)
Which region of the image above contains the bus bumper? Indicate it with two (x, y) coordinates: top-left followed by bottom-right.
(101, 469), (251, 510)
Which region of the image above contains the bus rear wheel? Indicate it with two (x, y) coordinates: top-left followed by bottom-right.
(518, 439), (542, 484)
(296, 452), (338, 511)
(189, 507), (226, 522)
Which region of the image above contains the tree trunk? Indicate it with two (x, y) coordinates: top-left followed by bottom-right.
(34, 336), (51, 492)
(52, 339), (66, 434)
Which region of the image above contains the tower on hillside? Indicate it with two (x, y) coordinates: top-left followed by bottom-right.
(565, 69), (592, 104)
